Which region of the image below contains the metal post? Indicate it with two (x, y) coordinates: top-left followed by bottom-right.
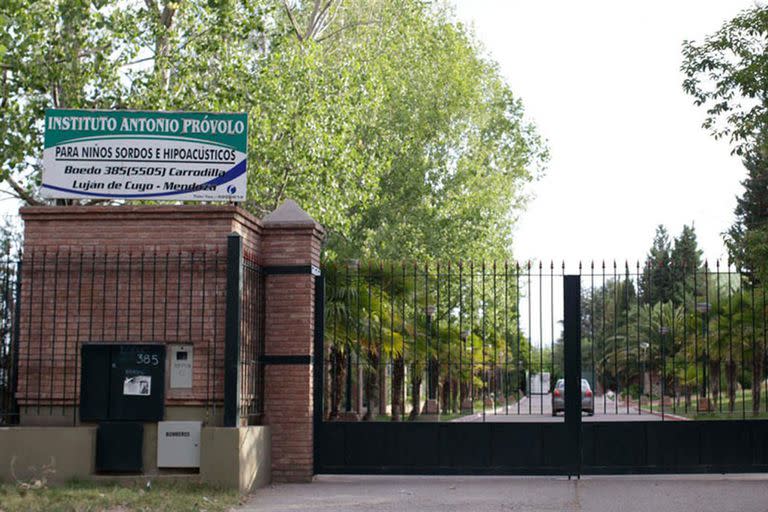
(313, 274), (324, 473)
(224, 233), (243, 427)
(10, 260), (22, 423)
(564, 275), (582, 477)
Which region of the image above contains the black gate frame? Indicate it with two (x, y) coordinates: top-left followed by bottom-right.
(314, 274), (768, 475)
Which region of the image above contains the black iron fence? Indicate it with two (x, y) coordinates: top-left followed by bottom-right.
(322, 261), (563, 422)
(239, 248), (265, 423)
(0, 252), (20, 425)
(321, 260), (768, 423)
(1, 239), (265, 426)
(582, 261), (768, 420)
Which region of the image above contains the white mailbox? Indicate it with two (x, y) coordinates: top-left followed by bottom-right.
(157, 421), (201, 468)
(169, 344), (193, 389)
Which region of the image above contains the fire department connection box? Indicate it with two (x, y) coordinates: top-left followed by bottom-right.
(169, 344), (193, 388)
(157, 421), (202, 468)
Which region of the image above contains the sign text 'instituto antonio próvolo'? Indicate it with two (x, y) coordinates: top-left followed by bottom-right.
(42, 109), (247, 201)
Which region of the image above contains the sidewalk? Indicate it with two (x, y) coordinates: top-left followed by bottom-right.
(240, 474), (768, 512)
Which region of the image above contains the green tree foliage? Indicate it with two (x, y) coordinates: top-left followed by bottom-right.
(1, 0), (546, 261)
(639, 225), (674, 304)
(725, 144), (768, 283)
(671, 223), (703, 299)
(681, 5), (768, 154)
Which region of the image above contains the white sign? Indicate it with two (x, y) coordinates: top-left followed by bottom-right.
(124, 375), (152, 396)
(42, 109), (248, 201)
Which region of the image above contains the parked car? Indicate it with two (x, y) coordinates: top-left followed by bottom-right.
(551, 378), (594, 416)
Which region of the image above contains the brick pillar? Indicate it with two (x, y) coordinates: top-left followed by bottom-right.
(261, 200), (323, 483)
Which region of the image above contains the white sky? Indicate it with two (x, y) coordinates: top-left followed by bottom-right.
(454, 0), (758, 268)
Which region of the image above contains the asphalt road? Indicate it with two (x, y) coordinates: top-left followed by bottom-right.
(241, 474), (768, 512)
(453, 393), (677, 422)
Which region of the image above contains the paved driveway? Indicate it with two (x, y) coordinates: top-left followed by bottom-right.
(240, 474), (768, 512)
(453, 394), (678, 422)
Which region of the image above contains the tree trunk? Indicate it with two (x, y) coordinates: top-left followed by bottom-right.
(727, 359), (737, 413)
(391, 356), (404, 421)
(328, 346), (346, 420)
(363, 351), (378, 421)
(378, 357), (387, 416)
(441, 377), (451, 414)
(409, 365), (422, 420)
(709, 359), (721, 406)
(752, 351), (763, 416)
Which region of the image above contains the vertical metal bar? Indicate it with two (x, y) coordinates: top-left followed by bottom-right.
(459, 261), (464, 413)
(114, 252), (120, 342)
(425, 262), (430, 411)
(223, 233), (243, 427)
(313, 274), (325, 472)
(671, 261), (677, 414)
(590, 262), (595, 408)
(505, 261), (509, 415)
(140, 253), (145, 342)
(637, 261), (642, 413)
(625, 262), (630, 414)
(550, 262), (555, 407)
(539, 262), (543, 415)
(212, 248), (220, 416)
(436, 261), (440, 414)
(176, 252), (182, 343)
(693, 264), (699, 408)
(517, 262), (521, 414)
(367, 261), (373, 416)
(390, 261), (395, 419)
(448, 261), (452, 415)
(402, 262), (407, 417)
(24, 251), (35, 417)
(728, 265), (733, 416)
(492, 261), (497, 414)
(739, 270), (745, 419)
(527, 262), (531, 415)
(564, 275), (582, 476)
(379, 262), (384, 418)
(601, 261), (606, 414)
(48, 249), (58, 414)
(72, 251), (83, 425)
(751, 274), (757, 417)
(660, 271), (665, 421)
(470, 261), (475, 414)
(127, 252), (133, 340)
(482, 260), (486, 421)
(11, 260), (22, 423)
(62, 250), (71, 416)
(357, 262), (362, 416)
(152, 251), (157, 339)
(613, 261), (618, 415)
(101, 252), (107, 341)
(704, 261), (710, 413)
(716, 261), (722, 413)
(683, 262), (689, 414)
(344, 263), (351, 413)
(202, 251), (208, 413)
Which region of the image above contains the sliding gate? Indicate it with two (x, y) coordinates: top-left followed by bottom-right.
(314, 261), (768, 475)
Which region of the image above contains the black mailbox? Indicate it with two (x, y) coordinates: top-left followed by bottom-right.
(81, 344), (166, 422)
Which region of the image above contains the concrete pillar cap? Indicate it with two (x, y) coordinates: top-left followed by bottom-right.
(262, 199), (320, 229)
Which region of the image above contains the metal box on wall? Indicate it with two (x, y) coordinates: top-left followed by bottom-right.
(169, 344), (193, 389)
(80, 344), (166, 422)
(157, 421), (202, 468)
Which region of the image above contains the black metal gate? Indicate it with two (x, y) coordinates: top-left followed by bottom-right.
(314, 262), (768, 475)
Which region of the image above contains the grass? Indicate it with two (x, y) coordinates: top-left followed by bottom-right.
(635, 384), (768, 420)
(0, 480), (242, 512)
